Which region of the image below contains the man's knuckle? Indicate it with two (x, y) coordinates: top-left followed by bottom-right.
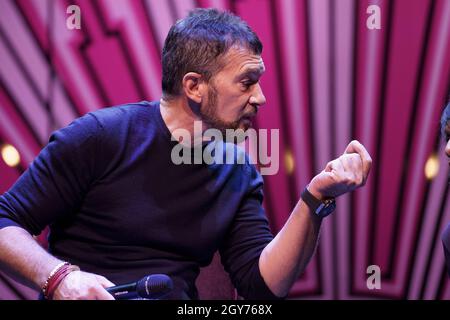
(87, 286), (98, 295)
(342, 175), (351, 184)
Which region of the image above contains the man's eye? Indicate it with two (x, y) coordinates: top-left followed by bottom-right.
(241, 81), (254, 89)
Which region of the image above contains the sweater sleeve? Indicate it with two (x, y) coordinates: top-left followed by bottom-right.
(219, 162), (284, 300)
(0, 113), (102, 235)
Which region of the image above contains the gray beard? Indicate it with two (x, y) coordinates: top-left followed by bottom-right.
(199, 86), (242, 136)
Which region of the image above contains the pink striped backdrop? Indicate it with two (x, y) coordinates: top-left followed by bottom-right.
(0, 0), (449, 299)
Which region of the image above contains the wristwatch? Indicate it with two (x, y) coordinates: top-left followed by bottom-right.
(301, 186), (336, 218)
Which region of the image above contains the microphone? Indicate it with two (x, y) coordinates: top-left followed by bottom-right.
(106, 274), (173, 300)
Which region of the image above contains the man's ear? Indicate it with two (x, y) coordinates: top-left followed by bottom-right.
(182, 72), (206, 103)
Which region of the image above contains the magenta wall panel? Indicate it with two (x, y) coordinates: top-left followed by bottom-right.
(0, 0), (448, 299)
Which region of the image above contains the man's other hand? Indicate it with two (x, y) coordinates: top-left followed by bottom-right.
(52, 270), (115, 300)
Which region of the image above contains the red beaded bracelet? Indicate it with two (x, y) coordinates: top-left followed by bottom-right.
(42, 262), (80, 300)
(46, 264), (80, 299)
(42, 262), (68, 298)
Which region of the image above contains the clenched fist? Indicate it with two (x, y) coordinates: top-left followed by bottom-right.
(308, 140), (372, 200)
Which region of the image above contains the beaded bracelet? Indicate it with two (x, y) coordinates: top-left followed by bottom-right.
(42, 262), (80, 299)
(42, 262), (68, 298)
(46, 264), (80, 299)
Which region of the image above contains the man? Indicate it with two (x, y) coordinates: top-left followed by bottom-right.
(440, 102), (450, 277)
(0, 9), (371, 299)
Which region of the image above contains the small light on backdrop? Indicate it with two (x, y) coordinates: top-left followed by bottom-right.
(284, 149), (295, 175)
(1, 144), (21, 168)
(424, 153), (439, 180)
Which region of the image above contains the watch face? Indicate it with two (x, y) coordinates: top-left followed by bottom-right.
(301, 187), (336, 218)
(315, 200), (336, 218)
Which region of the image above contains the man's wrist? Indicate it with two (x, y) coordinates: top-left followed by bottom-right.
(306, 184), (325, 201)
(302, 185), (336, 218)
(42, 262), (80, 299)
(35, 260), (64, 290)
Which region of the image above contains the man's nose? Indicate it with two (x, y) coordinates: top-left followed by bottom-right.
(249, 83), (266, 107)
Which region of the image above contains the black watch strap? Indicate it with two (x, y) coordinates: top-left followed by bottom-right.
(301, 186), (336, 218)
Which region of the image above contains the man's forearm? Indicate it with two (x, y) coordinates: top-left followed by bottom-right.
(0, 226), (63, 291)
(259, 199), (322, 297)
(258, 140), (371, 297)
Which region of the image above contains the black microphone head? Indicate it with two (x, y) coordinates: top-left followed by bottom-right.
(136, 274), (173, 299)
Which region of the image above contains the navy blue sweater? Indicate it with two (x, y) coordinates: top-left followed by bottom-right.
(0, 101), (278, 299)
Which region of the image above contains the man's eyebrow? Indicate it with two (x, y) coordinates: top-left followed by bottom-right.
(238, 67), (265, 79)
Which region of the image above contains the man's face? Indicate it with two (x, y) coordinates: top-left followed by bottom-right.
(444, 119), (450, 161)
(199, 46), (266, 134)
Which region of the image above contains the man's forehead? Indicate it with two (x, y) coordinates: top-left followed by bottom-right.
(239, 59), (265, 74)
(221, 46), (265, 74)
